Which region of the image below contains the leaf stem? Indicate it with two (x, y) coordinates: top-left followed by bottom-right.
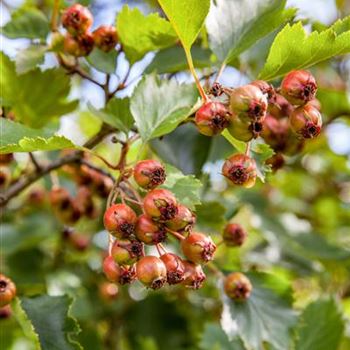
(165, 228), (185, 241)
(51, 0), (61, 32)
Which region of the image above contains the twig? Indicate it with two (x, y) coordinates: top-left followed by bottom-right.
(29, 152), (41, 172)
(165, 228), (185, 241)
(214, 62), (226, 83)
(245, 142), (251, 156)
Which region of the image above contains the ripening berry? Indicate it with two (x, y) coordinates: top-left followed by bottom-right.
(143, 189), (178, 222)
(92, 25), (118, 52)
(103, 204), (137, 238)
(290, 103), (322, 139)
(75, 186), (98, 219)
(223, 223), (247, 247)
(64, 33), (94, 57)
(266, 153), (285, 172)
(0, 274), (16, 307)
(61, 4), (93, 36)
(136, 256), (167, 290)
(181, 232), (216, 264)
(224, 272), (252, 301)
(0, 305), (12, 319)
(182, 261), (206, 289)
(222, 154), (257, 188)
(103, 256), (121, 282)
(68, 233), (90, 252)
(166, 204), (196, 233)
(268, 94), (293, 119)
(135, 214), (167, 245)
(27, 187), (47, 206)
(251, 80), (275, 103)
(194, 101), (230, 136)
(281, 70), (317, 106)
(227, 114), (255, 142)
(0, 153), (13, 165)
(99, 282), (119, 301)
(111, 239), (144, 266)
(261, 115), (289, 151)
(230, 84), (268, 121)
(133, 160), (166, 190)
(160, 253), (185, 285)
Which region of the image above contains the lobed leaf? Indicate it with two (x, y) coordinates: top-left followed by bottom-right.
(15, 45), (47, 75)
(86, 48), (118, 74)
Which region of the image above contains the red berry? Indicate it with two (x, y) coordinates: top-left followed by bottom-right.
(165, 204), (196, 233)
(103, 256), (121, 282)
(281, 70), (317, 106)
(195, 101), (230, 136)
(230, 84), (268, 121)
(223, 223), (247, 247)
(182, 261), (206, 289)
(222, 154), (257, 188)
(136, 256), (167, 290)
(268, 94), (293, 119)
(0, 274), (16, 307)
(103, 204), (137, 238)
(251, 80), (275, 103)
(92, 25), (118, 52)
(0, 305), (12, 319)
(181, 232), (216, 264)
(133, 160), (166, 189)
(61, 4), (93, 35)
(224, 272), (252, 301)
(143, 189), (178, 222)
(64, 32), (94, 57)
(261, 115), (289, 151)
(27, 187), (47, 206)
(290, 103), (322, 139)
(160, 253), (185, 285)
(111, 239), (144, 266)
(0, 153), (13, 165)
(99, 282), (119, 301)
(68, 233), (90, 251)
(135, 214), (167, 245)
(75, 186), (98, 219)
(266, 153), (285, 172)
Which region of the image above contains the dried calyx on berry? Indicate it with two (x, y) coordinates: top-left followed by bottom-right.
(92, 25), (118, 52)
(194, 101), (230, 136)
(166, 204), (196, 233)
(133, 160), (166, 190)
(251, 80), (276, 103)
(160, 253), (185, 285)
(281, 70), (317, 106)
(223, 223), (247, 247)
(104, 204), (137, 238)
(290, 103), (322, 139)
(103, 257), (136, 285)
(0, 274), (16, 307)
(64, 32), (94, 57)
(182, 261), (206, 289)
(181, 232), (216, 264)
(224, 272), (252, 301)
(222, 154), (257, 188)
(135, 214), (167, 245)
(61, 4), (93, 36)
(111, 239), (144, 265)
(136, 256), (167, 289)
(143, 189), (178, 222)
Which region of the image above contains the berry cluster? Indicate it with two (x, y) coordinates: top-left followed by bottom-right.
(61, 4), (118, 57)
(102, 160), (216, 290)
(195, 70), (322, 180)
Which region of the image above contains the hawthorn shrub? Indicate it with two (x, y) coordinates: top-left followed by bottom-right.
(1, 1), (350, 349)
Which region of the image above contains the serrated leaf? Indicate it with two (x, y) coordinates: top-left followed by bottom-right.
(116, 5), (177, 64)
(259, 17), (350, 80)
(220, 273), (297, 350)
(0, 118), (76, 153)
(196, 201), (226, 232)
(88, 97), (134, 134)
(206, 0), (296, 64)
(15, 45), (47, 74)
(145, 46), (212, 74)
(294, 299), (344, 350)
(86, 48), (118, 74)
(20, 295), (82, 350)
(158, 0), (210, 50)
(2, 7), (49, 40)
(1, 52), (78, 128)
(222, 129), (246, 153)
(251, 142), (275, 182)
(161, 164), (202, 209)
(130, 74), (199, 142)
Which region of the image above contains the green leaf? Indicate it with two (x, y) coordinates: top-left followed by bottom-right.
(0, 118), (76, 153)
(317, 88), (350, 119)
(221, 273), (297, 350)
(157, 0), (210, 50)
(196, 201), (226, 232)
(294, 299), (344, 350)
(259, 17), (350, 80)
(15, 45), (47, 74)
(1, 52), (78, 128)
(86, 48), (118, 74)
(251, 142), (275, 182)
(145, 46), (212, 74)
(222, 130), (246, 153)
(2, 7), (50, 40)
(116, 5), (177, 64)
(88, 97), (134, 134)
(20, 295), (82, 350)
(130, 74), (199, 142)
(161, 164), (202, 209)
(200, 323), (245, 350)
(206, 0), (296, 64)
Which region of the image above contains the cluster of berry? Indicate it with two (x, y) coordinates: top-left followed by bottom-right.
(102, 160), (216, 290)
(0, 274), (16, 319)
(61, 4), (118, 57)
(195, 70), (322, 178)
